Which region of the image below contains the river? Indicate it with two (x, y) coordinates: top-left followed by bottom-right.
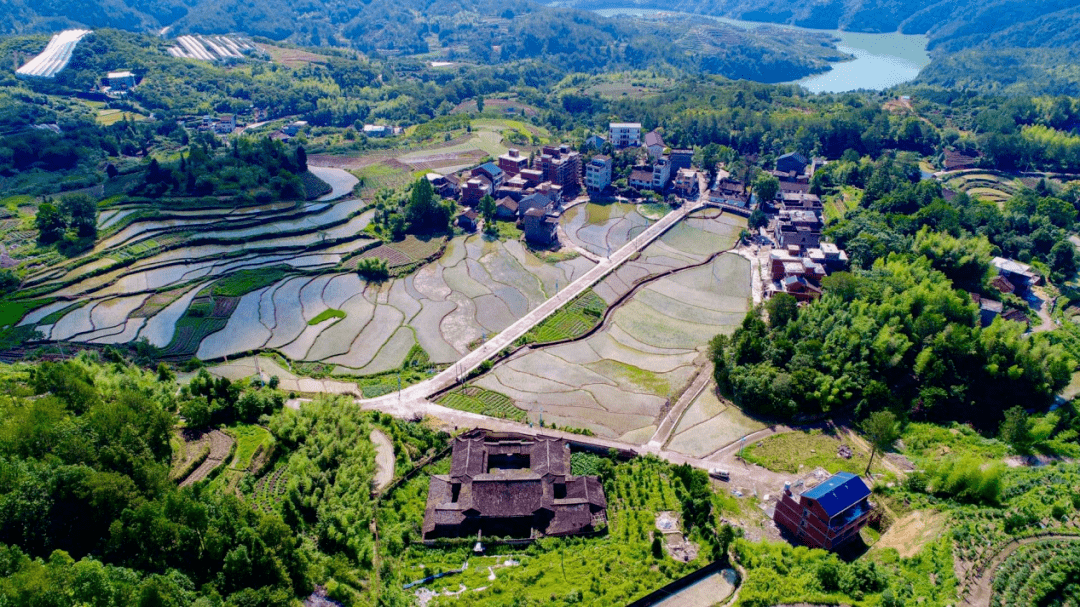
(594, 8), (930, 93)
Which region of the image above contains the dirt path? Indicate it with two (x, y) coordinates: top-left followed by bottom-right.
(647, 365), (713, 451)
(961, 534), (1080, 607)
(370, 428), (395, 493)
(179, 429), (235, 488)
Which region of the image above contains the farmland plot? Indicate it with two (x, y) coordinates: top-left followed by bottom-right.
(474, 213), (749, 440)
(562, 201), (652, 258)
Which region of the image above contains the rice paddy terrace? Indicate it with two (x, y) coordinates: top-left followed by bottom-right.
(470, 208), (752, 442)
(13, 194), (754, 450)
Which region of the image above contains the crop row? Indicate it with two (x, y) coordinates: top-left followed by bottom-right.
(438, 387), (527, 423)
(249, 465), (291, 514)
(992, 541), (1080, 607)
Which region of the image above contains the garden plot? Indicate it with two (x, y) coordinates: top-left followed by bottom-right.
(474, 252), (750, 440)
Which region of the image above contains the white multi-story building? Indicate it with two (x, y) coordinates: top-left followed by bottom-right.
(585, 155), (612, 192)
(652, 157), (671, 190)
(609, 122), (642, 148)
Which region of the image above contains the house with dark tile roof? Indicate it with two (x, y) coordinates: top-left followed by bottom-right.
(422, 430), (607, 541)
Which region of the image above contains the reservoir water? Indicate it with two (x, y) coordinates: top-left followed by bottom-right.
(594, 8), (930, 93)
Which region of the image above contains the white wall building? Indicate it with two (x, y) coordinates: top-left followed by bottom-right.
(609, 122), (642, 148)
(585, 155), (612, 192)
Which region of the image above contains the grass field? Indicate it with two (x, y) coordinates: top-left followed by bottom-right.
(741, 429), (885, 476)
(437, 386), (527, 422)
(308, 309), (346, 325)
(524, 289), (606, 344)
(0, 299), (35, 328)
(227, 424), (274, 472)
(352, 162), (415, 197)
(211, 266), (291, 297)
(96, 110), (147, 126)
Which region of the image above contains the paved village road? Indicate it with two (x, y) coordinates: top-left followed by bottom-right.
(358, 197), (705, 414)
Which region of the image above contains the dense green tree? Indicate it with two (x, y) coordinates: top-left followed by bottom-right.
(765, 293), (797, 328)
(752, 172), (779, 206)
(862, 410), (900, 475)
(34, 203), (67, 244)
(999, 406), (1033, 453)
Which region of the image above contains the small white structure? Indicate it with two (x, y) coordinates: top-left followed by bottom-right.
(107, 70), (136, 90)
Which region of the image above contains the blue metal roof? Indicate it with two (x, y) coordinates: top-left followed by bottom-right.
(479, 162), (503, 177)
(802, 472), (870, 518)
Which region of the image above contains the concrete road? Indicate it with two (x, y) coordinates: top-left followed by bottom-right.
(359, 199), (703, 414)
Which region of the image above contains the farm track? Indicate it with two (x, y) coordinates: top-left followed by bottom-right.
(370, 429), (395, 494)
(961, 534), (1080, 607)
(179, 430), (235, 488)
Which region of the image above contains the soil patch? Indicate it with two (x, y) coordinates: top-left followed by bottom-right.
(874, 510), (948, 558)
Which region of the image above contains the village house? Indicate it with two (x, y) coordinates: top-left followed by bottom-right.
(461, 174), (493, 205)
(776, 151), (809, 175)
(629, 168), (654, 191)
(651, 157), (671, 190)
(669, 149), (694, 171)
(709, 178), (750, 209)
(474, 162), (506, 190)
(774, 208), (823, 249)
(498, 148), (529, 176)
(609, 122), (642, 148)
(495, 196), (518, 220)
(364, 124), (403, 137)
(213, 114), (236, 135)
(773, 471), (873, 550)
(421, 430), (608, 541)
(457, 208), (479, 231)
(767, 243), (847, 302)
(537, 145), (581, 191)
(523, 207), (560, 246)
(585, 155), (613, 192)
(673, 168), (699, 198)
(517, 192), (555, 218)
(585, 134), (607, 149)
(991, 257), (1041, 293)
(644, 130), (666, 160)
(426, 173), (460, 199)
(282, 120), (308, 136)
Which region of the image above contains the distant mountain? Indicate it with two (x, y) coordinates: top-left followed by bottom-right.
(4, 0), (1079, 93)
(0, 0), (852, 83)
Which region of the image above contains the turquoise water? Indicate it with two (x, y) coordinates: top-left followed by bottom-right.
(594, 8), (930, 93)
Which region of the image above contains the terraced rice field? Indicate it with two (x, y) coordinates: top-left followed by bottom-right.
(561, 201), (653, 257)
(12, 197), (378, 354)
(666, 385), (766, 457)
(942, 170), (1024, 207)
(474, 212), (751, 440)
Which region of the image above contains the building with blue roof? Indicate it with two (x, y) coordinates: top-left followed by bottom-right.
(773, 471), (872, 550)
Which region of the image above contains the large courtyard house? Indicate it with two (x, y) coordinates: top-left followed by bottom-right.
(772, 471), (873, 550)
(422, 430), (608, 541)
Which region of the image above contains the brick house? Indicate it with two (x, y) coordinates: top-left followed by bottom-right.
(773, 471), (872, 550)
